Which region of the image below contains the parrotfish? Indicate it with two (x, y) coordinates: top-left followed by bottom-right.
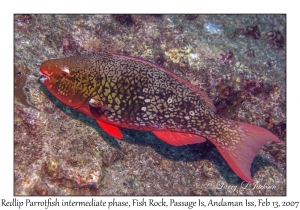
(40, 53), (280, 183)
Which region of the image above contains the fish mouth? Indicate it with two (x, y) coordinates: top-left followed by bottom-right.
(39, 64), (50, 84)
(40, 75), (50, 84)
(40, 61), (52, 77)
(39, 67), (50, 84)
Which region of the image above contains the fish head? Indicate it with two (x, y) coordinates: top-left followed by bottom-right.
(40, 57), (92, 109)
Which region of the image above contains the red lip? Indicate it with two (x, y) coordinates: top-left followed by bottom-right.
(40, 60), (53, 76)
(40, 75), (49, 84)
(40, 62), (51, 84)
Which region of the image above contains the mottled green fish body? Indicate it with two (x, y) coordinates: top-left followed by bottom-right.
(40, 53), (280, 183)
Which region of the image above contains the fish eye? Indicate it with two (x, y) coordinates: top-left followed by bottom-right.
(61, 66), (70, 77)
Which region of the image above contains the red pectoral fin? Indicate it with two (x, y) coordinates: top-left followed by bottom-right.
(152, 131), (206, 146)
(96, 120), (123, 139)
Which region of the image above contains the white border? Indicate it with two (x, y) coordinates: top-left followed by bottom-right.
(3, 0), (296, 209)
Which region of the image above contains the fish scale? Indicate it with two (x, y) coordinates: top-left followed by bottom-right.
(40, 53), (280, 183)
(89, 56), (203, 131)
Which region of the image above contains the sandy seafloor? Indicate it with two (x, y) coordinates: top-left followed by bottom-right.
(14, 14), (286, 195)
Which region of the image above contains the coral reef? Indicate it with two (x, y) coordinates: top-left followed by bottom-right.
(244, 25), (261, 39)
(265, 31), (285, 49)
(113, 15), (134, 27)
(14, 14), (286, 195)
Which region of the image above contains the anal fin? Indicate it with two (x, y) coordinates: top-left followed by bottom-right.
(96, 120), (123, 139)
(153, 130), (206, 146)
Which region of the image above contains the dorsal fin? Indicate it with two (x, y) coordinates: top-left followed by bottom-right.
(110, 53), (216, 113)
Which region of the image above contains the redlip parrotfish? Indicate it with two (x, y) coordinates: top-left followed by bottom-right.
(40, 53), (280, 183)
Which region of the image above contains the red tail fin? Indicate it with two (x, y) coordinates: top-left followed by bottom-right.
(214, 120), (280, 183)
